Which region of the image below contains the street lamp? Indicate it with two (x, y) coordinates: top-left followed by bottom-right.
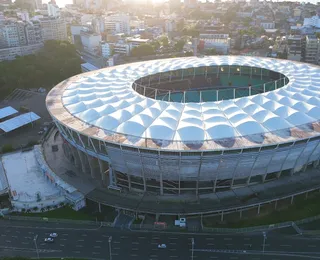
(262, 232), (267, 253)
(108, 236), (112, 260)
(33, 234), (40, 259)
(191, 238), (195, 260)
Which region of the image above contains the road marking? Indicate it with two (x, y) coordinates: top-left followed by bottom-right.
(138, 236), (146, 239)
(76, 245), (83, 248)
(112, 253), (119, 256)
(207, 243), (214, 245)
(1, 235), (6, 237)
(40, 243), (45, 246)
(210, 257), (218, 259)
(22, 242), (29, 245)
(153, 237), (160, 239)
(96, 240), (103, 243)
(206, 238), (214, 240)
(114, 247), (120, 250)
(132, 248), (138, 251)
(92, 252), (100, 254)
(114, 241), (120, 244)
(11, 236), (18, 238)
(169, 248), (176, 251)
(73, 251), (80, 253)
(152, 248), (158, 250)
(169, 242), (177, 245)
(224, 238), (232, 241)
(28, 232), (34, 234)
(15, 231), (20, 234)
(169, 237), (178, 240)
(102, 235), (109, 238)
(81, 234), (87, 237)
(151, 242), (158, 245)
(308, 245), (316, 247)
(170, 256), (178, 258)
(77, 240), (84, 242)
(5, 240), (11, 243)
(60, 244), (65, 247)
(132, 242), (139, 245)
(61, 239), (67, 241)
(226, 243), (233, 246)
(120, 236), (128, 239)
(94, 246), (101, 248)
(150, 255), (158, 257)
(62, 234), (68, 236)
(24, 237), (32, 239)
(280, 245), (291, 247)
(131, 254), (138, 256)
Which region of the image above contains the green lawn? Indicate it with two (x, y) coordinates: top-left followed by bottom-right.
(203, 194), (320, 228)
(14, 207), (95, 221)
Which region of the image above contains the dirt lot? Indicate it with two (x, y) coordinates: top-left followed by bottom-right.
(0, 89), (52, 150)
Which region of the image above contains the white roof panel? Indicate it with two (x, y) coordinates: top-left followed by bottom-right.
(0, 112), (40, 133)
(0, 106), (18, 120)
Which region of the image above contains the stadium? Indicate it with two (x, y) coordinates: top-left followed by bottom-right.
(46, 56), (320, 198)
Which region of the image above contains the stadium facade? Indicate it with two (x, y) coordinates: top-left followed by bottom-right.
(46, 56), (320, 196)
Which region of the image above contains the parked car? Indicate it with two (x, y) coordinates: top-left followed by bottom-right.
(49, 233), (58, 238)
(44, 238), (54, 243)
(158, 244), (167, 249)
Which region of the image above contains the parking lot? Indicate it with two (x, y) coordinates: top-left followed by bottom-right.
(0, 89), (52, 150)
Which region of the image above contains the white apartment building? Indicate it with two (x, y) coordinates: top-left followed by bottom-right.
(80, 30), (102, 54)
(199, 33), (229, 39)
(100, 41), (111, 58)
(165, 20), (175, 33)
(305, 35), (319, 64)
(287, 35), (303, 62)
(39, 17), (67, 41)
(0, 20), (42, 48)
(105, 13), (130, 35)
(260, 21), (275, 30)
(17, 11), (30, 22)
(201, 38), (230, 54)
(126, 37), (149, 48)
(112, 42), (130, 55)
(47, 2), (61, 18)
(0, 43), (43, 61)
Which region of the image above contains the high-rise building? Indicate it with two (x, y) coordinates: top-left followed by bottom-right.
(105, 13), (130, 35)
(39, 17), (67, 41)
(287, 35), (303, 62)
(304, 35), (319, 64)
(47, 1), (61, 17)
(0, 20), (42, 48)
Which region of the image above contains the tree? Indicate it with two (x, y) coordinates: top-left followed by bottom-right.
(131, 44), (155, 57)
(174, 39), (186, 52)
(0, 40), (81, 100)
(205, 48), (218, 55)
(159, 36), (169, 47)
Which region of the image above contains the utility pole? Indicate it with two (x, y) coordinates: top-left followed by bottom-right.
(34, 234), (40, 259)
(109, 236), (112, 260)
(191, 237), (195, 260)
(262, 232), (267, 253)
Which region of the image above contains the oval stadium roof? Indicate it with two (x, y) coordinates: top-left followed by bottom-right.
(46, 56), (320, 151)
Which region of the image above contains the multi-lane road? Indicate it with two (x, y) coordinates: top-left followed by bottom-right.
(1, 220), (320, 260)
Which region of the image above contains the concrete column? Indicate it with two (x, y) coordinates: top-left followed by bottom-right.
(257, 204), (261, 215)
(156, 214), (160, 222)
(239, 210), (242, 219)
(98, 203), (101, 213)
(77, 150), (87, 173)
(98, 159), (107, 185)
(70, 145), (81, 168)
(127, 174), (132, 190)
(221, 211), (224, 222)
(87, 155), (95, 178)
(109, 166), (114, 186)
(160, 171), (163, 195)
(142, 176), (146, 192)
(276, 171), (281, 179)
(291, 195), (294, 204)
(274, 200), (278, 210)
